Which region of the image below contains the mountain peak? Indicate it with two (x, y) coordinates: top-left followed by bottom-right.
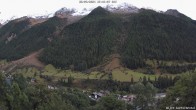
(165, 9), (180, 17)
(88, 6), (110, 16)
(165, 9), (192, 20)
(54, 7), (76, 18)
(106, 3), (139, 14)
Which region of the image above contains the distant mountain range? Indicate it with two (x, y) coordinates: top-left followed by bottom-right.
(0, 6), (196, 71)
(2, 3), (191, 25)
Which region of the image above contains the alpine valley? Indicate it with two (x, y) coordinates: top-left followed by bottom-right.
(1, 6), (196, 72)
(0, 4), (196, 110)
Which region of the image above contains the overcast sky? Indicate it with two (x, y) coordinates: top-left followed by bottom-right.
(0, 0), (196, 23)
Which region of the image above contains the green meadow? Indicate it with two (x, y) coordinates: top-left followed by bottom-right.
(11, 64), (180, 83)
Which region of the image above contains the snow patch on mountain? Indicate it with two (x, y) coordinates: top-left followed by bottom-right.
(72, 8), (92, 16)
(55, 8), (76, 17)
(0, 3), (140, 24)
(55, 3), (139, 17)
(106, 3), (139, 13)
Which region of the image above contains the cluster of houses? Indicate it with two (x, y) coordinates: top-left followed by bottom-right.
(118, 94), (136, 103)
(88, 90), (166, 103)
(1, 70), (166, 103)
(88, 90), (110, 100)
(47, 85), (58, 90)
(88, 91), (136, 103)
(155, 93), (166, 99)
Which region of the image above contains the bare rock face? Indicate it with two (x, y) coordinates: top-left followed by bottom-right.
(106, 3), (139, 14)
(165, 9), (181, 17)
(54, 8), (76, 18)
(54, 7), (85, 25)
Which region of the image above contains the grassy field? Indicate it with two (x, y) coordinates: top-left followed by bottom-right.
(43, 70), (108, 80)
(112, 68), (178, 82)
(10, 64), (180, 83)
(2, 57), (195, 83)
(112, 69), (155, 82)
(0, 59), (8, 65)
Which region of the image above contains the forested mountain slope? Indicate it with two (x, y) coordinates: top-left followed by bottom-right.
(0, 7), (196, 71)
(40, 7), (124, 70)
(0, 17), (31, 42)
(41, 8), (196, 70)
(121, 9), (196, 69)
(0, 16), (67, 60)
